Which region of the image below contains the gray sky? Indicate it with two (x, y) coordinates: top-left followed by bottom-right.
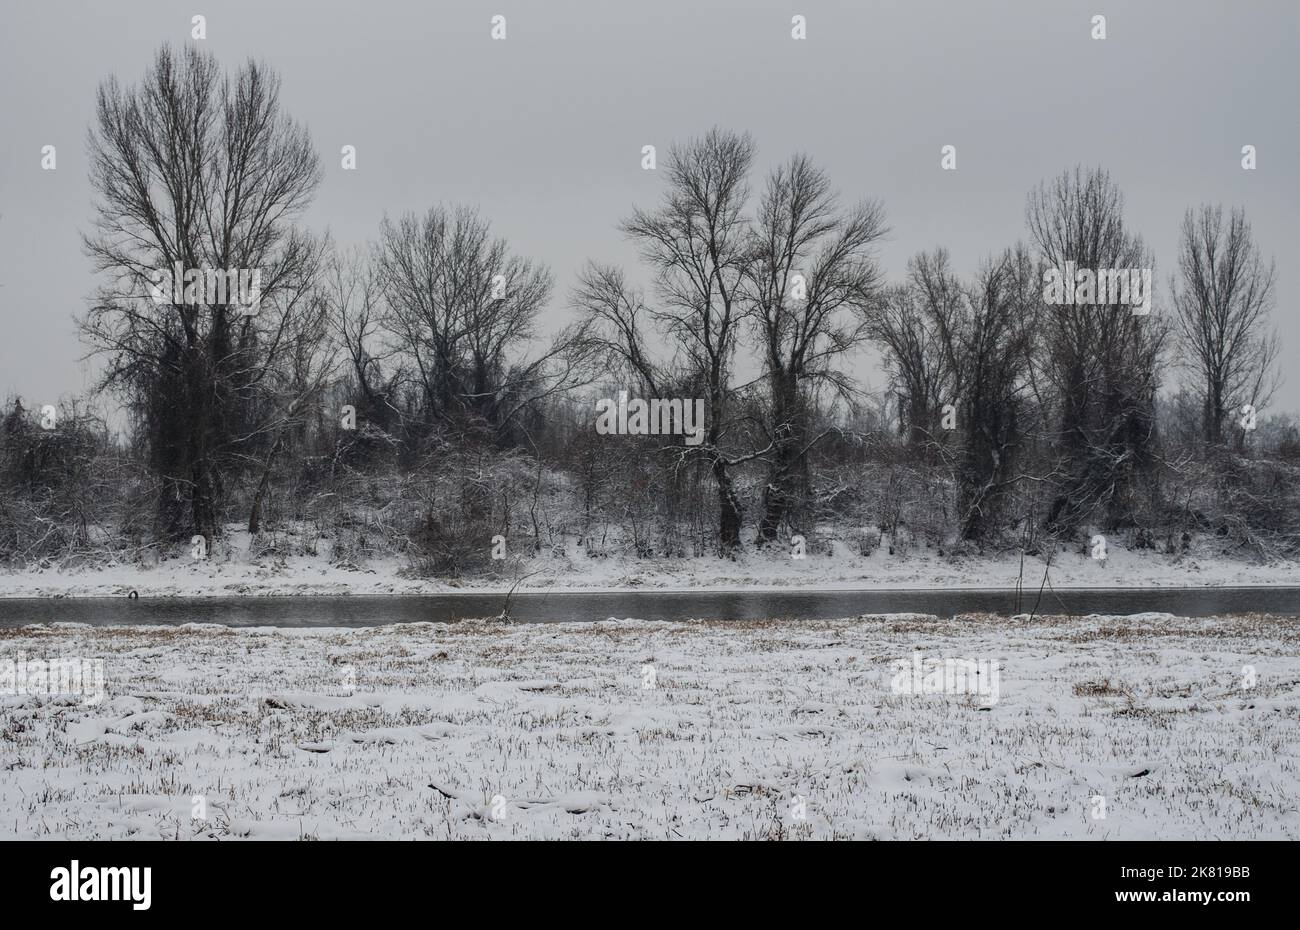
(2, 0), (1297, 418)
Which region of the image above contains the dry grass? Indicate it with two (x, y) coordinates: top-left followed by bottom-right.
(1, 612), (1297, 840)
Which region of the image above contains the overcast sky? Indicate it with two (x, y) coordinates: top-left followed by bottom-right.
(2, 0), (1297, 419)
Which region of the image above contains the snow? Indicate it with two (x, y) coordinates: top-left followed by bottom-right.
(2, 611), (1296, 839)
(4, 528), (1300, 597)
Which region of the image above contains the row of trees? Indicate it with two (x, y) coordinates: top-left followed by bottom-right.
(4, 45), (1290, 570)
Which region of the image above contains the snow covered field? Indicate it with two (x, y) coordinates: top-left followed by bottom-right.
(2, 611), (1296, 840)
(5, 529), (1300, 597)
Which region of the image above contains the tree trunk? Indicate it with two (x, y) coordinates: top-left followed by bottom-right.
(712, 456), (743, 552)
(191, 461), (217, 552)
(907, 391), (930, 448)
(758, 372), (804, 543)
(1204, 389), (1224, 445)
(248, 436), (284, 535)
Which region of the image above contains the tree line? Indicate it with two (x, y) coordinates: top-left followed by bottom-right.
(1, 45), (1293, 570)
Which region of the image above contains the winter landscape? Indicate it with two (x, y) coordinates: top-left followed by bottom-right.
(2, 1), (1298, 857)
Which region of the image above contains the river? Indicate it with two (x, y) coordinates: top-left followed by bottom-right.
(0, 586), (1297, 627)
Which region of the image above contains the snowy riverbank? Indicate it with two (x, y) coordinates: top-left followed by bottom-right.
(2, 612), (1296, 839)
(4, 530), (1300, 597)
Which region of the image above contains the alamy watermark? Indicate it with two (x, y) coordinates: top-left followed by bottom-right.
(1, 652), (105, 705)
(147, 262), (262, 316)
(50, 860), (150, 910)
(595, 390), (706, 446)
(890, 651), (1000, 706)
(1043, 261), (1152, 316)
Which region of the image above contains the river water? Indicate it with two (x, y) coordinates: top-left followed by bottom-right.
(1, 587), (1297, 628)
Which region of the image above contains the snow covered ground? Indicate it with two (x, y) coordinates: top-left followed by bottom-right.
(2, 611), (1296, 840)
(4, 528), (1300, 597)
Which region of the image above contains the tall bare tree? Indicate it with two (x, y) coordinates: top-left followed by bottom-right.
(1170, 205), (1279, 446)
(81, 45), (325, 544)
(591, 129), (761, 551)
(746, 154), (886, 541)
(1025, 166), (1168, 530)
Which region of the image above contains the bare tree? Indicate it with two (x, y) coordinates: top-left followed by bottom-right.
(376, 205), (581, 441)
(81, 44), (325, 545)
(1025, 166), (1168, 530)
(1170, 205), (1279, 446)
(246, 285), (338, 534)
(571, 263), (664, 398)
(325, 246), (397, 432)
(940, 247), (1038, 540)
(583, 128), (761, 551)
(870, 251), (963, 449)
(746, 154), (886, 541)
(870, 247), (1036, 541)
